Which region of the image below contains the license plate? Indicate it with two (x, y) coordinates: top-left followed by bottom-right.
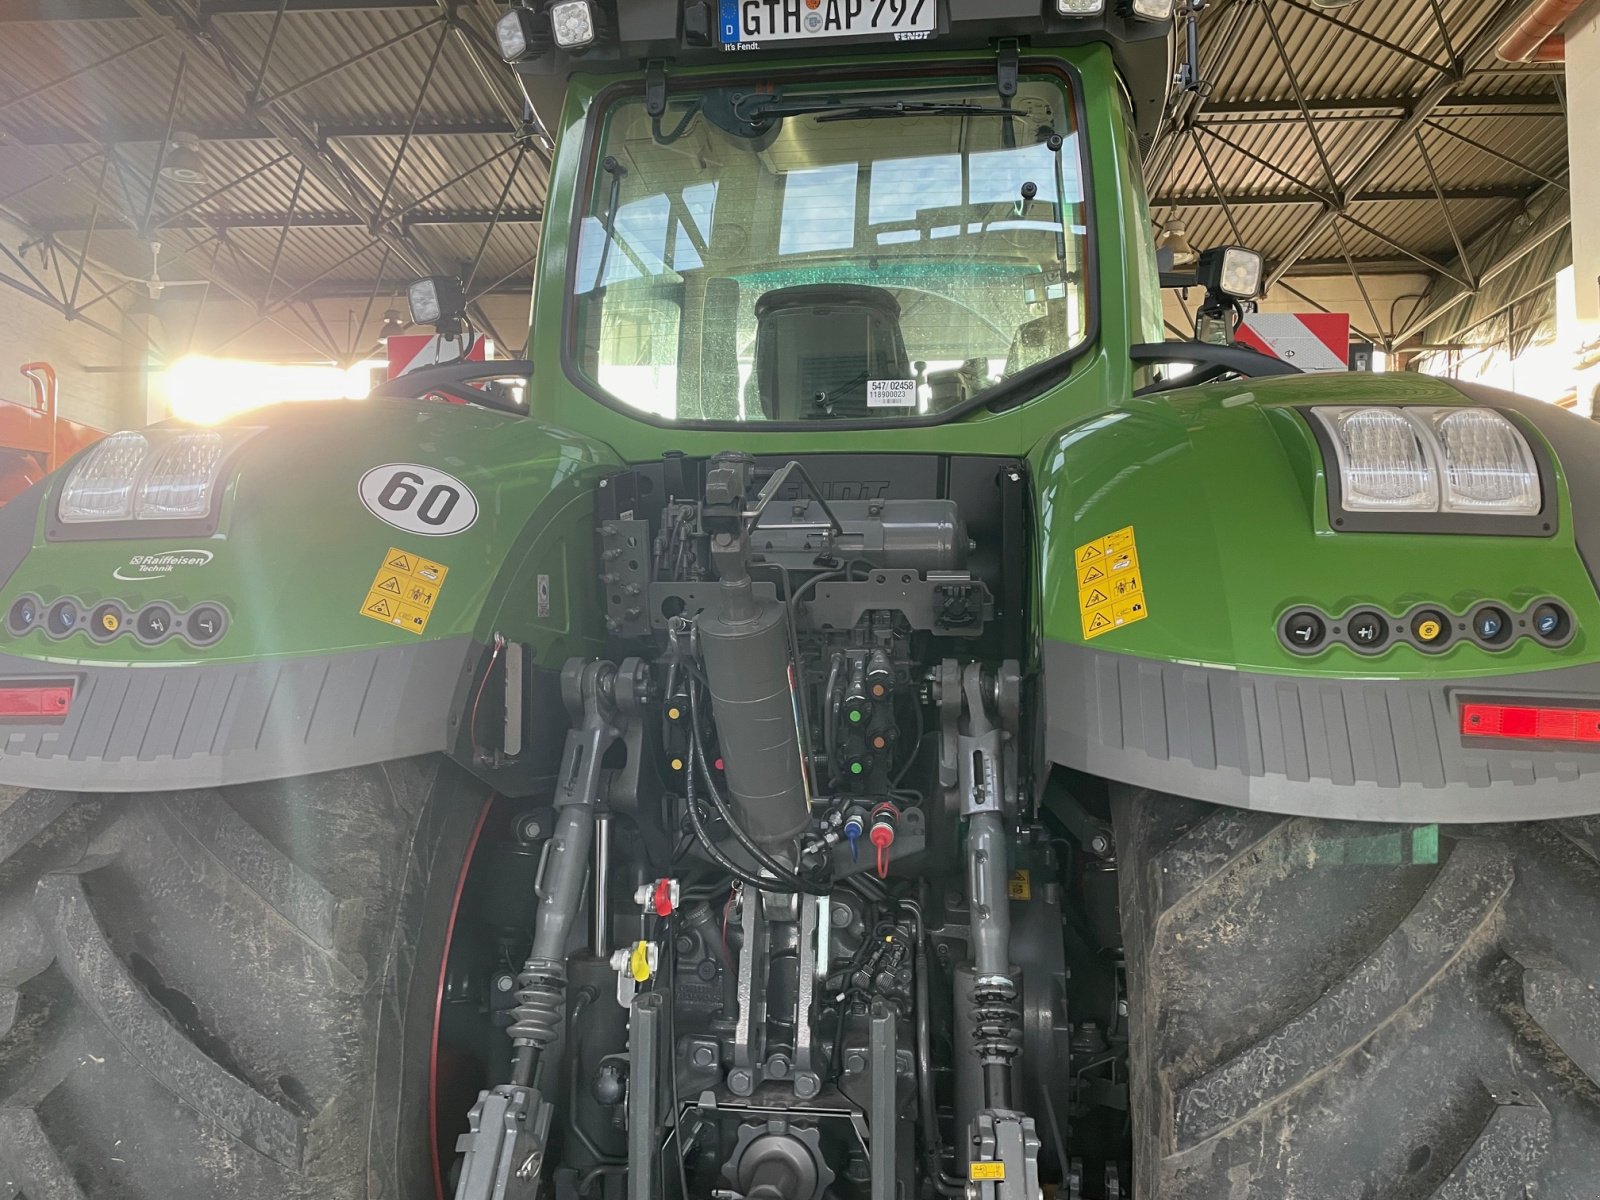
(719, 0), (936, 47)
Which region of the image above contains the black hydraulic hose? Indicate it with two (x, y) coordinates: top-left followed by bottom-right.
(915, 927), (939, 1155)
(687, 682), (828, 895)
(681, 737), (776, 892)
(893, 690), (925, 788)
(823, 651), (845, 785)
(689, 686), (809, 886)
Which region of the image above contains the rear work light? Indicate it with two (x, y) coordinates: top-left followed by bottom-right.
(0, 682), (73, 720)
(1461, 701), (1600, 744)
(57, 427), (257, 526)
(1310, 405), (1542, 518)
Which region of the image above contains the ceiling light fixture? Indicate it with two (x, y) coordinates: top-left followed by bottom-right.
(160, 132), (208, 186)
(1155, 217), (1198, 268)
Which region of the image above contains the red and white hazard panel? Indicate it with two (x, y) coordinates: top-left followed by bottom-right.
(1236, 312), (1350, 373)
(385, 331), (493, 379)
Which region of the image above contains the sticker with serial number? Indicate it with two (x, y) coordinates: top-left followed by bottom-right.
(867, 379), (917, 407)
(969, 1162), (1006, 1181)
(360, 546), (449, 635)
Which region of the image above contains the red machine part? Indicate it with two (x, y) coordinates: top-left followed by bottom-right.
(0, 363), (105, 503)
(868, 802), (899, 879)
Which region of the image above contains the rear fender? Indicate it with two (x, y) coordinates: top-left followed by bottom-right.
(0, 399), (621, 791)
(1032, 373), (1600, 822)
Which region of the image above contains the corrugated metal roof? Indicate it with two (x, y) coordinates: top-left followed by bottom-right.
(1154, 0), (1569, 347)
(0, 0), (1571, 355)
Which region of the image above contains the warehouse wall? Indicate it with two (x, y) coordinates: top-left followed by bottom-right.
(0, 215), (143, 432)
(1160, 272), (1432, 351)
(1569, 1), (1600, 332)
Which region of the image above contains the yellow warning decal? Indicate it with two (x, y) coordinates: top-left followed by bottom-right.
(1007, 869), (1032, 901)
(969, 1162), (1006, 1181)
(1075, 525), (1148, 640)
(360, 547), (450, 635)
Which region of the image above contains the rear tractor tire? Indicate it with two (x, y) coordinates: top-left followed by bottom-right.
(1115, 787), (1600, 1199)
(0, 759), (486, 1200)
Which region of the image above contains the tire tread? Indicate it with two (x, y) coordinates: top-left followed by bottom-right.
(1117, 788), (1600, 1199)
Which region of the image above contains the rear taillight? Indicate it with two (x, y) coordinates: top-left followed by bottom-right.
(0, 682), (73, 720)
(1460, 701), (1600, 743)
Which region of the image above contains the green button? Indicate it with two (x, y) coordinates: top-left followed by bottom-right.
(850, 762), (863, 775)
(849, 709), (862, 723)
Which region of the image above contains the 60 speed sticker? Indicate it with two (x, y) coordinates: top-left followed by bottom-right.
(358, 463), (478, 536)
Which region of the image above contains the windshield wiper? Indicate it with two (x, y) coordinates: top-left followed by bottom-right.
(814, 102), (1025, 123)
(738, 96), (1025, 124)
(591, 155), (628, 289)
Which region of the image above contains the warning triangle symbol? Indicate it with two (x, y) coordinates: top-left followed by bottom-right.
(378, 575), (403, 594)
(1085, 588), (1108, 606)
(1088, 612), (1111, 630)
(1080, 565), (1104, 583)
(387, 553), (412, 572)
(367, 597), (393, 617)
(1078, 545), (1101, 564)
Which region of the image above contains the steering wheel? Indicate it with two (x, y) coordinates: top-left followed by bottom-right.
(368, 359), (534, 413)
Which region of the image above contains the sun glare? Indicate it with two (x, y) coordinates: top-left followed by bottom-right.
(160, 356), (383, 424)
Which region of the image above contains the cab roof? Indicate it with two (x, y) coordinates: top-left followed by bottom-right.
(509, 0), (1174, 146)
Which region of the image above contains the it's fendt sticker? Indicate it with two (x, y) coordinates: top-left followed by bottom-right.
(360, 547), (450, 635)
(1076, 526), (1148, 639)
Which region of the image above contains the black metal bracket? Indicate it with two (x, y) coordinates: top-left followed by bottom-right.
(644, 59), (669, 117)
(995, 38), (1019, 98)
(1129, 341), (1300, 395)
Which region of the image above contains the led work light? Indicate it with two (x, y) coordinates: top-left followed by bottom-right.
(1311, 406), (1541, 517)
(57, 428), (259, 524)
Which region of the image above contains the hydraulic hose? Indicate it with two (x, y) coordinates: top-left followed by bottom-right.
(688, 682), (828, 895)
(823, 652), (845, 782)
(681, 721), (819, 894)
(682, 738), (771, 891)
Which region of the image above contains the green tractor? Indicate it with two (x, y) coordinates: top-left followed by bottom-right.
(1, 5), (1595, 1199)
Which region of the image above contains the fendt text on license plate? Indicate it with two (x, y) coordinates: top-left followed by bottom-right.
(720, 0), (936, 47)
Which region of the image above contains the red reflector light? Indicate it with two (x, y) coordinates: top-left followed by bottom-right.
(0, 684), (73, 718)
(1460, 702), (1600, 743)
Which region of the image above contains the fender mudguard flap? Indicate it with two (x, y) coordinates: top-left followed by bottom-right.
(0, 638), (470, 792)
(1045, 638), (1600, 823)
